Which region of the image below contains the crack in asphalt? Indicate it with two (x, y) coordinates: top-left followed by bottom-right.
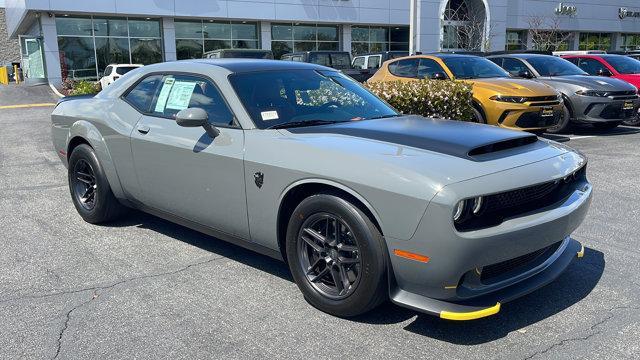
(0, 255), (226, 306)
(45, 255), (227, 359)
(521, 305), (640, 360)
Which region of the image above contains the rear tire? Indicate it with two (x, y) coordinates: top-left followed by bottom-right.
(593, 121), (621, 131)
(285, 193), (387, 317)
(68, 144), (125, 224)
(547, 103), (572, 134)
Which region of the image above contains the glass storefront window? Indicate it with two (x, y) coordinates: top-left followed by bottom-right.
(351, 26), (409, 56)
(579, 33), (612, 51)
(175, 20), (259, 59)
(621, 34), (640, 51)
(56, 16), (163, 81)
(506, 30), (527, 51)
(271, 23), (340, 59)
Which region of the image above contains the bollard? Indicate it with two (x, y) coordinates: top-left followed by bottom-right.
(0, 67), (8, 85)
(13, 65), (20, 84)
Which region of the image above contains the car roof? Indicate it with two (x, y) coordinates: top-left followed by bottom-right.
(488, 53), (555, 60)
(188, 58), (332, 73)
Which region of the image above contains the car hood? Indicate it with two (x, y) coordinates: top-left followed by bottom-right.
(464, 77), (555, 96)
(538, 75), (637, 91)
(280, 116), (574, 188)
(614, 74), (640, 88)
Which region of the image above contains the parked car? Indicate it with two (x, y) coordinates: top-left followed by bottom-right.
(281, 51), (373, 82)
(608, 51), (640, 61)
(99, 64), (143, 88)
(368, 54), (564, 133)
(352, 51), (409, 70)
(562, 54), (640, 126)
(203, 49), (274, 59)
(488, 54), (640, 132)
(552, 50), (606, 56)
(52, 59), (591, 319)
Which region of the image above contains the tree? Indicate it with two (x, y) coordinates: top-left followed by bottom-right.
(527, 15), (574, 52)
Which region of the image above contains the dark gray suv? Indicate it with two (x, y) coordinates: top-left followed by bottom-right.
(488, 54), (639, 133)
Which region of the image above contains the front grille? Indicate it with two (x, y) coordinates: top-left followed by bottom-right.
(600, 103), (636, 120)
(527, 95), (559, 102)
(455, 165), (587, 232)
(480, 241), (562, 284)
(515, 111), (560, 128)
(606, 90), (637, 97)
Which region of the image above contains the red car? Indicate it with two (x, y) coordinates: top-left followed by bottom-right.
(562, 54), (640, 126)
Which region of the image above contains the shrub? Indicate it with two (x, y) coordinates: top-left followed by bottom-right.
(365, 80), (474, 121)
(69, 80), (101, 96)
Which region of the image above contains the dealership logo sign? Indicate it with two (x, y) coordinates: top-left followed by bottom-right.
(619, 8), (640, 19)
(555, 3), (577, 16)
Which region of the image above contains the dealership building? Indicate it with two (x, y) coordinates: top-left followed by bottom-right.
(3, 0), (640, 86)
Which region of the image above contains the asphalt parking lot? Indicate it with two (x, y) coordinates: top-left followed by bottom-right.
(0, 85), (639, 360)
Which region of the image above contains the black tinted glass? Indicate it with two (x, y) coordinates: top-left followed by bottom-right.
(124, 75), (163, 113)
(527, 56), (587, 76)
(389, 59), (419, 77)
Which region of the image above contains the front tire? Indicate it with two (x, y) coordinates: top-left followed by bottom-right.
(622, 113), (640, 126)
(547, 103), (572, 134)
(285, 194), (387, 317)
(68, 144), (124, 224)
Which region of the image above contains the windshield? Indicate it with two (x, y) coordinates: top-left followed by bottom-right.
(115, 66), (138, 75)
(442, 57), (510, 79)
(309, 53), (352, 69)
(603, 55), (640, 74)
(229, 70), (398, 129)
(527, 56), (587, 76)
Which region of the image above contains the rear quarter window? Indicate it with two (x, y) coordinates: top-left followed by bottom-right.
(123, 74), (163, 113)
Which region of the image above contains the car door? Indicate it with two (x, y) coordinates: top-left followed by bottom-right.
(128, 73), (250, 239)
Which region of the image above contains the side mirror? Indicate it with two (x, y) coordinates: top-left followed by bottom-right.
(597, 68), (612, 77)
(517, 70), (533, 79)
(431, 72), (446, 80)
(176, 108), (220, 138)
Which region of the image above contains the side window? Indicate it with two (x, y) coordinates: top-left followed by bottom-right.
(124, 74), (163, 113)
(564, 57), (579, 65)
(417, 58), (447, 79)
(368, 56), (381, 69)
(488, 58), (503, 67)
(353, 57), (366, 69)
(502, 58), (528, 76)
(104, 66), (113, 77)
(150, 75), (235, 126)
(578, 58), (607, 75)
(388, 59), (419, 78)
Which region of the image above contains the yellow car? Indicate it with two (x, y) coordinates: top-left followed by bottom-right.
(368, 54), (563, 132)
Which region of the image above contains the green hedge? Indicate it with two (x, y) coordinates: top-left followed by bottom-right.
(365, 80), (474, 122)
(61, 79), (101, 96)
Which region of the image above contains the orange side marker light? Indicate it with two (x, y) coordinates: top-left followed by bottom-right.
(393, 249), (430, 263)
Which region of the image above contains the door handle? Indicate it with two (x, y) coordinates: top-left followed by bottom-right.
(137, 124), (150, 134)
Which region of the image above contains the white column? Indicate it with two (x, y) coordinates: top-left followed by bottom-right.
(260, 22), (271, 50)
(342, 25), (351, 54)
(162, 17), (177, 61)
(39, 14), (62, 86)
(409, 0), (419, 54)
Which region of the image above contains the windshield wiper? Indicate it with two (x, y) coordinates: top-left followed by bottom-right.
(267, 119), (344, 129)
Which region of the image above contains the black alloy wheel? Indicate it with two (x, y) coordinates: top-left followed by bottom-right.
(297, 213), (362, 299)
(72, 159), (98, 211)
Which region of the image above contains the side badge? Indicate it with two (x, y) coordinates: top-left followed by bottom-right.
(254, 172), (264, 189)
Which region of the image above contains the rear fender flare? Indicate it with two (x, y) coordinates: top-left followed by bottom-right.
(67, 120), (125, 199)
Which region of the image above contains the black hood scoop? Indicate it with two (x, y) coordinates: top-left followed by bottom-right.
(287, 116), (541, 161)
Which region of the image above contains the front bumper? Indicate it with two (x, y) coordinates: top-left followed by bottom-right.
(484, 100), (563, 131)
(386, 152), (592, 319)
(570, 95), (640, 123)
(390, 238), (582, 320)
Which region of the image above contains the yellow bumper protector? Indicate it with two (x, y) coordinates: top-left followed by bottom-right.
(440, 302), (501, 321)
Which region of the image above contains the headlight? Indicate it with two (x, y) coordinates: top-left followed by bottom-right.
(453, 201), (465, 222)
(453, 196), (484, 223)
(490, 95), (528, 103)
(575, 90), (608, 97)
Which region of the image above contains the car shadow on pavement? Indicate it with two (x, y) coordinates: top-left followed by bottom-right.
(108, 211), (294, 282)
(542, 125), (640, 142)
(108, 212), (604, 345)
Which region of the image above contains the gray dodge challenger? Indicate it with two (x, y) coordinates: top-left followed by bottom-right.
(52, 60), (592, 320)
